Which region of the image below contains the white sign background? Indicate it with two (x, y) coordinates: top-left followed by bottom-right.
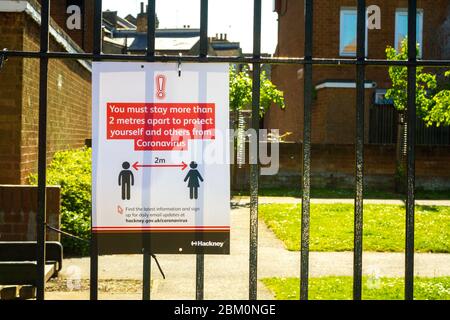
(92, 62), (230, 236)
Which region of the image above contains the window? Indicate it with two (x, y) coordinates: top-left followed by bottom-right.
(340, 8), (368, 57)
(395, 9), (424, 58)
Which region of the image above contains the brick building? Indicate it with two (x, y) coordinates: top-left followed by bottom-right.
(248, 0), (450, 190)
(0, 0), (93, 184)
(266, 0), (450, 144)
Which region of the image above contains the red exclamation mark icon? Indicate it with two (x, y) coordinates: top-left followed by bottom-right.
(156, 75), (166, 100)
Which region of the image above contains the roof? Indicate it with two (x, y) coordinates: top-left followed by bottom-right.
(129, 34), (200, 52)
(123, 28), (202, 52)
(211, 42), (241, 50)
(103, 10), (136, 32)
(125, 14), (137, 25)
(113, 28), (201, 39)
(0, 0), (91, 72)
(315, 80), (377, 90)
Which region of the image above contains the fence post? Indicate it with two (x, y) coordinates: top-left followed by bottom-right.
(353, 0), (366, 301)
(195, 0), (209, 301)
(36, 0), (50, 301)
(300, 0), (313, 301)
(249, 0), (262, 301)
(90, 0), (103, 301)
(405, 0), (417, 301)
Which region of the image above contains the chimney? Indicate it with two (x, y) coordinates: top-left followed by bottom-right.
(137, 2), (147, 32)
(224, 33), (227, 41)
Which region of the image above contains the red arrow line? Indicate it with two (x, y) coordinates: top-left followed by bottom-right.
(133, 161), (188, 171)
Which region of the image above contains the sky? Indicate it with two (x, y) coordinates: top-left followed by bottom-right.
(103, 0), (279, 54)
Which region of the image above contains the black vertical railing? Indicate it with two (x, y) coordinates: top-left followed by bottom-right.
(195, 0), (209, 301)
(199, 0), (209, 59)
(90, 0), (102, 301)
(353, 0), (366, 301)
(146, 0), (156, 61)
(249, 0), (261, 301)
(142, 0), (156, 301)
(3, 0), (435, 301)
(300, 0), (313, 301)
(142, 251), (151, 300)
(405, 0), (417, 301)
(36, 0), (50, 301)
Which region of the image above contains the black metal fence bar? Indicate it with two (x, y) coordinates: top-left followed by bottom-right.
(36, 0), (50, 301)
(146, 0), (156, 60)
(143, 252), (151, 300)
(353, 0), (366, 301)
(249, 0), (262, 301)
(5, 49), (450, 67)
(405, 0), (417, 301)
(13, 0), (450, 301)
(142, 0), (156, 301)
(195, 0), (209, 301)
(199, 0), (209, 58)
(300, 0), (313, 301)
(90, 0), (103, 301)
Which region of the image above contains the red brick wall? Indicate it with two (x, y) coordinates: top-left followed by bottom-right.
(0, 13), (24, 184)
(20, 13), (92, 183)
(36, 0), (94, 52)
(0, 185), (60, 241)
(312, 87), (374, 144)
(232, 143), (450, 191)
(0, 10), (92, 184)
(267, 0), (450, 142)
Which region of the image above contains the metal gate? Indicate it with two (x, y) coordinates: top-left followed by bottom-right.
(3, 0), (450, 301)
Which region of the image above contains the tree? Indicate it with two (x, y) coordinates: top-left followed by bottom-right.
(386, 38), (450, 191)
(229, 66), (285, 191)
(386, 38), (450, 126)
(229, 66), (285, 118)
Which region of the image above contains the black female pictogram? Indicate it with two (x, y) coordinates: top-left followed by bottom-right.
(184, 161), (204, 200)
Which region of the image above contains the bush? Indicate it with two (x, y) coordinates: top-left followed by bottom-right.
(29, 147), (92, 256)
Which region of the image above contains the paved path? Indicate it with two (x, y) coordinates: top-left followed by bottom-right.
(46, 201), (450, 300)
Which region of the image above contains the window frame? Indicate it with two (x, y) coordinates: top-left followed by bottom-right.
(339, 7), (368, 57)
(394, 8), (424, 58)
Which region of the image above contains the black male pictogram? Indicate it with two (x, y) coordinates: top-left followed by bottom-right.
(118, 161), (134, 200)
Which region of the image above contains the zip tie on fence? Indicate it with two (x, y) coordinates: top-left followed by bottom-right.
(0, 49), (7, 71)
(45, 223), (90, 243)
(177, 53), (182, 77)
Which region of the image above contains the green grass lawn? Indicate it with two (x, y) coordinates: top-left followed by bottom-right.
(262, 277), (450, 300)
(259, 204), (450, 252)
(233, 187), (450, 200)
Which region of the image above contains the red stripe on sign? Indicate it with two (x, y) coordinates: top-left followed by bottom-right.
(92, 229), (229, 231)
(93, 226), (230, 229)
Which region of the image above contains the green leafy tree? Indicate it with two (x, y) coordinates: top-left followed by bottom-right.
(386, 39), (450, 191)
(30, 147), (92, 255)
(229, 66), (285, 118)
(229, 66), (285, 192)
(386, 38), (450, 126)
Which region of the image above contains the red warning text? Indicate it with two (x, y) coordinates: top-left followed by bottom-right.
(107, 103), (215, 151)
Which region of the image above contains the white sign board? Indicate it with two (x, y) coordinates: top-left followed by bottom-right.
(92, 62), (230, 254)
